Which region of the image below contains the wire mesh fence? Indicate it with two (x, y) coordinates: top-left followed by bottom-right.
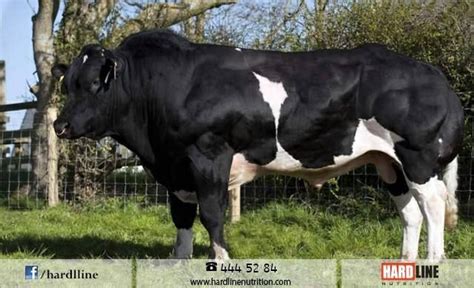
(0, 108), (39, 208)
(0, 105), (473, 219)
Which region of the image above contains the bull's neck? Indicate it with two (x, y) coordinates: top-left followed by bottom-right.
(109, 53), (184, 174)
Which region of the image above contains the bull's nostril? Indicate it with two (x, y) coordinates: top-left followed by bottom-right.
(54, 121), (70, 136)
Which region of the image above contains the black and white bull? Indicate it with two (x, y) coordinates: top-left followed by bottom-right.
(52, 30), (464, 261)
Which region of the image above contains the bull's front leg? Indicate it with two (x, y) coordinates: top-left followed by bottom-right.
(169, 192), (197, 259)
(187, 137), (233, 260)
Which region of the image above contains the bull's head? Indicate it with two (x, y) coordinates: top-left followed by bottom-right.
(52, 44), (120, 139)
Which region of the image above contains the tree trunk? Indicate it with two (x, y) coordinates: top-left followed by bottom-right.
(31, 0), (60, 206)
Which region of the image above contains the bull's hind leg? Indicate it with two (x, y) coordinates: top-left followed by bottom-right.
(395, 144), (448, 260)
(405, 177), (447, 260)
(385, 165), (423, 260)
(391, 194), (423, 260)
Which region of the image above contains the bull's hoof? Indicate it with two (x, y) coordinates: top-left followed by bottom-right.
(209, 242), (230, 261)
(426, 253), (446, 264)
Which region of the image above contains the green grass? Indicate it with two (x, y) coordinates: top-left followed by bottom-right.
(0, 200), (472, 259)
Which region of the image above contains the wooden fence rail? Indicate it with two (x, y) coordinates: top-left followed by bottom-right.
(0, 101), (37, 112)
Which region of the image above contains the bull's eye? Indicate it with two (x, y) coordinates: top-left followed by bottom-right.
(90, 79), (101, 92)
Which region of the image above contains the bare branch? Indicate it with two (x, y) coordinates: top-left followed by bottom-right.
(110, 0), (237, 43)
(26, 0), (36, 14)
(124, 0), (145, 10)
(52, 0), (60, 25)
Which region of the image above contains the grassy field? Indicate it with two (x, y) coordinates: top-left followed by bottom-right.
(0, 200), (472, 259)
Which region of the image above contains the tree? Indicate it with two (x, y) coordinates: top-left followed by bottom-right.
(31, 0), (60, 205)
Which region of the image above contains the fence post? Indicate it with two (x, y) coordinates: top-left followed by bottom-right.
(229, 186), (241, 223)
(0, 61), (6, 131)
(47, 106), (59, 206)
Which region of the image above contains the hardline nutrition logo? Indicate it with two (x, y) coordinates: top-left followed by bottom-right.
(25, 265), (39, 280)
(380, 262), (439, 284)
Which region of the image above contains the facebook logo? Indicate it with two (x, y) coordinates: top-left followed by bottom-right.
(25, 265), (39, 280)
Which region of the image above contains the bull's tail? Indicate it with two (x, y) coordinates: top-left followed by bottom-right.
(442, 156), (459, 229)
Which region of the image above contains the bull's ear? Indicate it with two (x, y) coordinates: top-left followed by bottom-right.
(100, 49), (119, 86)
(52, 64), (68, 79)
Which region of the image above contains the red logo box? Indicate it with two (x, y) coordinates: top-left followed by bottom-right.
(380, 262), (416, 281)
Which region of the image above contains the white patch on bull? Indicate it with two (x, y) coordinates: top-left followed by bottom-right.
(173, 228), (193, 259)
(331, 117), (403, 184)
(235, 48), (242, 52)
(173, 190), (197, 204)
(82, 54), (88, 64)
(334, 117), (402, 166)
(252, 72), (303, 171)
(438, 138), (443, 144)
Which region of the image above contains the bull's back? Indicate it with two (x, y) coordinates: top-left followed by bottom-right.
(188, 44), (463, 179)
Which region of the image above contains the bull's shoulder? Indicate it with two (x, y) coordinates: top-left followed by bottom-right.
(350, 43), (402, 64)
